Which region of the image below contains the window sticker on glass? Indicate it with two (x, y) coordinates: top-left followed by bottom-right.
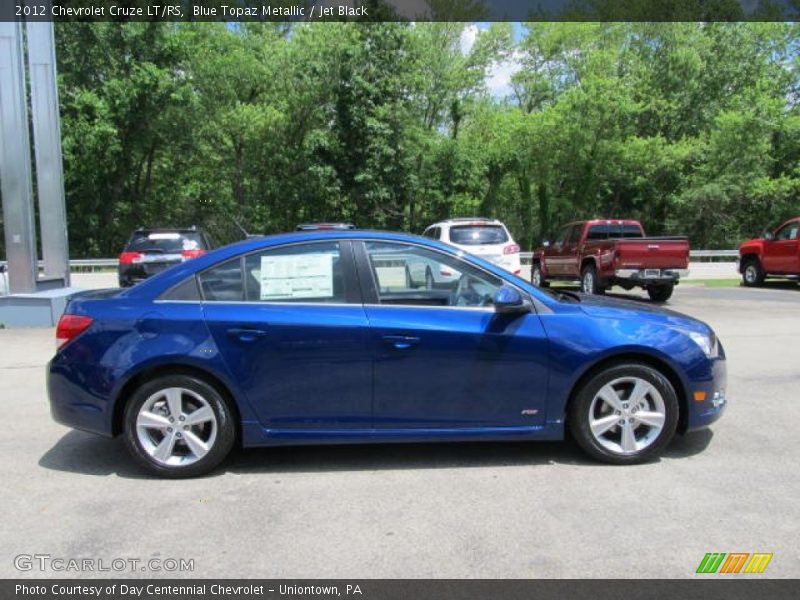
(260, 253), (334, 300)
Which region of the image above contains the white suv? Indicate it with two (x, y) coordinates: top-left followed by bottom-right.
(422, 218), (521, 276)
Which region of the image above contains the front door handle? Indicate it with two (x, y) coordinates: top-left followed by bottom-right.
(226, 327), (268, 342)
(382, 335), (420, 350)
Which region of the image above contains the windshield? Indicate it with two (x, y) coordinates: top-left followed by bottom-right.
(449, 225), (509, 245)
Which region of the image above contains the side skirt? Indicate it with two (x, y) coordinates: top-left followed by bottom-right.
(241, 422), (565, 447)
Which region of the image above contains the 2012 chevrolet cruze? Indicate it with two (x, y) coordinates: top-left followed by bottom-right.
(48, 230), (727, 477)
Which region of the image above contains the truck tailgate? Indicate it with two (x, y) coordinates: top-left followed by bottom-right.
(613, 238), (689, 269)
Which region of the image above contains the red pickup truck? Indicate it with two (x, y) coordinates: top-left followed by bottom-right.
(739, 217), (800, 286)
(530, 219), (690, 302)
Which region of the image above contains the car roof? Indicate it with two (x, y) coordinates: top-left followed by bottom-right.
(132, 227), (202, 234)
(561, 219), (642, 228)
(428, 218), (505, 227)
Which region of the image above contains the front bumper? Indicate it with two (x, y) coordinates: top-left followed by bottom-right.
(685, 357), (727, 432)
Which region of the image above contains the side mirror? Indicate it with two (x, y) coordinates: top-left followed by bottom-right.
(542, 240), (550, 248)
(763, 230), (775, 241)
(493, 285), (529, 314)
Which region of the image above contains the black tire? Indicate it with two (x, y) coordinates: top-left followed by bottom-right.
(647, 283), (674, 303)
(741, 257), (765, 287)
(569, 363), (679, 465)
(580, 264), (605, 295)
(123, 374), (236, 478)
(530, 263), (548, 287)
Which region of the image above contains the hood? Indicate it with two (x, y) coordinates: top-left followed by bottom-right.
(577, 293), (711, 335)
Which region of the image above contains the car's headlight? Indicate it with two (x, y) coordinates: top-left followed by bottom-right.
(688, 330), (719, 358)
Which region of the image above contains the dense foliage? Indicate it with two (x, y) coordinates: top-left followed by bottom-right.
(4, 22), (799, 257)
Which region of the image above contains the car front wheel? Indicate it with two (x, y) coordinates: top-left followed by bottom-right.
(123, 374), (236, 478)
(741, 258), (765, 287)
(569, 363), (679, 465)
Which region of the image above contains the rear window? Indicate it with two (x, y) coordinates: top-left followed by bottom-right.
(587, 224), (643, 240)
(126, 232), (205, 253)
(448, 225), (508, 245)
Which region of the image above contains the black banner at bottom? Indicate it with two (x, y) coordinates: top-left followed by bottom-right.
(3, 579), (799, 600)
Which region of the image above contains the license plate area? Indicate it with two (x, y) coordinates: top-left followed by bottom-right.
(644, 269), (661, 278)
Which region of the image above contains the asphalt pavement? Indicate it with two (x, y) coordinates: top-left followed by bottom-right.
(1, 283), (798, 578)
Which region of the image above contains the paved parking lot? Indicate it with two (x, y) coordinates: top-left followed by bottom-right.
(1, 283), (798, 579)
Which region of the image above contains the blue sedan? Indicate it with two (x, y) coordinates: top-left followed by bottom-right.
(48, 231), (727, 477)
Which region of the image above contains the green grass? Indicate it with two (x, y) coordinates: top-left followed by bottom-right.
(680, 279), (742, 288)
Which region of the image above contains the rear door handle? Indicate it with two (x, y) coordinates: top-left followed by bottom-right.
(382, 335), (420, 350)
(226, 327), (268, 341)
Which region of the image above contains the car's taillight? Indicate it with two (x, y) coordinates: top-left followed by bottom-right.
(504, 243), (520, 255)
(119, 251), (143, 265)
(181, 249), (205, 260)
(56, 314), (93, 350)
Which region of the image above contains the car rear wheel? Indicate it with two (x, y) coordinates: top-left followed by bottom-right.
(647, 283), (674, 302)
(741, 258), (765, 287)
(569, 363), (679, 464)
(581, 264), (604, 295)
(123, 374), (236, 478)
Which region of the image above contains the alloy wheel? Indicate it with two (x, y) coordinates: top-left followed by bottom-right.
(588, 377), (666, 455)
(135, 387), (218, 466)
(582, 270), (595, 293)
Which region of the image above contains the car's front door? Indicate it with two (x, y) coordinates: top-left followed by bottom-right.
(357, 240), (549, 430)
(200, 240), (373, 429)
(763, 220), (800, 273)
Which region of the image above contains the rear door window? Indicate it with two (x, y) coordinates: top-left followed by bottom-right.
(587, 225), (608, 240)
(243, 242), (346, 303)
(449, 225), (508, 245)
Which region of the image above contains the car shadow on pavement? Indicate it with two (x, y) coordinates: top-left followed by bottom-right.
(38, 430), (151, 479)
(39, 428), (715, 478)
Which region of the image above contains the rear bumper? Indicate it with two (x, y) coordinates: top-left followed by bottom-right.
(47, 358), (116, 437)
(614, 268), (688, 282)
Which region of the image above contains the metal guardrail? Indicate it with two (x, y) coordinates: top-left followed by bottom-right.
(0, 250), (741, 272)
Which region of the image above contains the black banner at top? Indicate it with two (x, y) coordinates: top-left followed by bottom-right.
(2, 0), (800, 22)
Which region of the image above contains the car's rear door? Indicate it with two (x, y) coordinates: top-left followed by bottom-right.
(545, 224), (573, 277)
(356, 240), (549, 430)
(200, 240), (373, 429)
